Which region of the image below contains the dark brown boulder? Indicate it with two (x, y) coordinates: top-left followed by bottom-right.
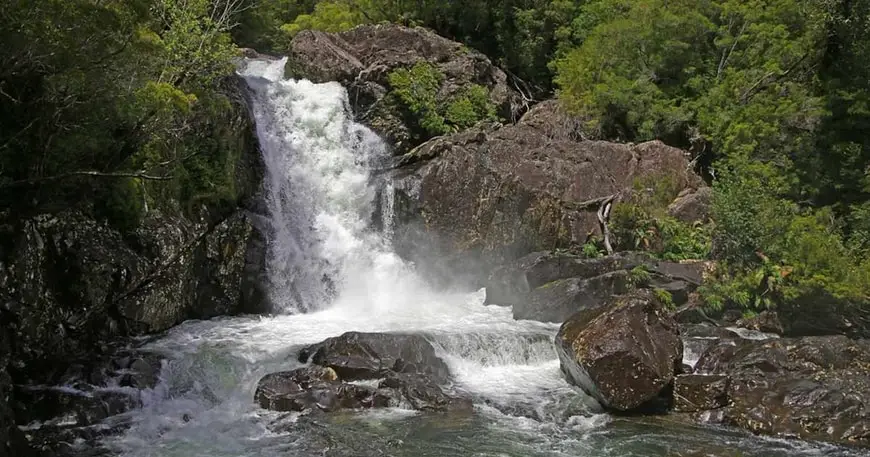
(735, 311), (785, 335)
(378, 372), (472, 412)
(555, 291), (683, 411)
(673, 374), (729, 412)
(691, 335), (870, 447)
(298, 332), (450, 383)
(258, 334), (470, 414)
(255, 366), (391, 412)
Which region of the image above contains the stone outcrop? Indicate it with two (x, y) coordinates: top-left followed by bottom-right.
(388, 101), (702, 285)
(667, 187), (712, 224)
(486, 251), (707, 323)
(0, 78), (268, 454)
(256, 332), (470, 414)
(556, 291), (683, 411)
(287, 24), (526, 155)
(686, 335), (870, 447)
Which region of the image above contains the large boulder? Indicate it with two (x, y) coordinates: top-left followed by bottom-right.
(691, 335), (870, 447)
(486, 251), (707, 323)
(257, 332), (470, 414)
(389, 101), (702, 285)
(287, 24), (525, 155)
(556, 291), (683, 411)
(298, 332), (450, 383)
(667, 187), (712, 224)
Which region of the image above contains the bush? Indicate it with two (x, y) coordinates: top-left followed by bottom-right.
(701, 160), (870, 314)
(610, 174), (711, 261)
(445, 85), (497, 129)
(388, 62), (498, 138)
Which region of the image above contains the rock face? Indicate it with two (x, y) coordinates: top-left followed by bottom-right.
(667, 187), (712, 224)
(389, 101), (702, 285)
(689, 335), (870, 447)
(287, 24), (525, 155)
(486, 251), (706, 323)
(556, 291), (683, 411)
(0, 80), (268, 453)
(257, 332), (470, 414)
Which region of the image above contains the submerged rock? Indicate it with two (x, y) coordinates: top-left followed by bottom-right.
(556, 291), (683, 411)
(254, 366), (391, 412)
(690, 335), (870, 447)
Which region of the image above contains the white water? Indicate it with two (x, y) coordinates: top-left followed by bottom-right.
(96, 58), (857, 457)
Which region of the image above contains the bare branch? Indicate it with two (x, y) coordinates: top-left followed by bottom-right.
(1, 170), (172, 188)
(597, 195), (616, 255)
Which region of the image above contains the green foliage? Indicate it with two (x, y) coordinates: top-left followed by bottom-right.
(233, 0), (316, 52)
(388, 62), (449, 136)
(445, 85), (498, 129)
(582, 241), (605, 258)
(610, 174), (712, 261)
(388, 62), (497, 137)
(0, 0), (248, 230)
(629, 265), (652, 287)
(703, 160), (870, 313)
(653, 288), (675, 310)
(282, 1), (368, 37)
(93, 179), (145, 233)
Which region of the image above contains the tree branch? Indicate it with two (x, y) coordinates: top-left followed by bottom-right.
(1, 170), (172, 188)
(597, 195), (616, 255)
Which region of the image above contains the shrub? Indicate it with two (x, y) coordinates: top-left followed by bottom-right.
(388, 62), (497, 138)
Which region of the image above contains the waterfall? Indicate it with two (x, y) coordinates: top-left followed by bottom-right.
(92, 58), (856, 457)
(239, 57), (402, 313)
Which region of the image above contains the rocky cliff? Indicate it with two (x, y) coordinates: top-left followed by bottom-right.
(0, 78), (268, 456)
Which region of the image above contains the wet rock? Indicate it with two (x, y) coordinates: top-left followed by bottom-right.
(390, 100), (702, 285)
(254, 366), (389, 412)
(691, 335), (870, 447)
(556, 290), (683, 411)
(299, 332), (450, 383)
(667, 187), (712, 224)
(673, 375), (729, 412)
(15, 387), (141, 428)
(287, 24), (525, 154)
(379, 372), (472, 412)
(255, 360), (469, 414)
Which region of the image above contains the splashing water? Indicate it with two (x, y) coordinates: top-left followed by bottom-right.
(94, 58), (860, 457)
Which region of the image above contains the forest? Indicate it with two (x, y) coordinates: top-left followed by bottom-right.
(2, 0), (868, 320)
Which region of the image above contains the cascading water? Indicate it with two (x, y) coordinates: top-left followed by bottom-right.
(96, 59), (860, 457)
